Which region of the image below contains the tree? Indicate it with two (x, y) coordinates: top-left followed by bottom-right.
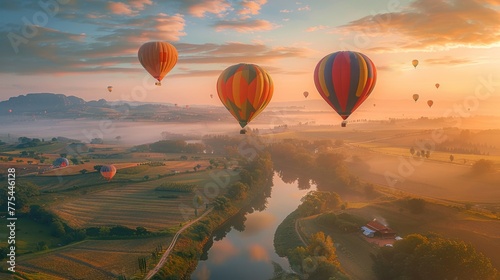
(406, 198), (425, 214)
(449, 154), (454, 162)
(51, 219), (66, 237)
(79, 169), (88, 174)
(372, 234), (498, 280)
(213, 196), (230, 211)
(410, 147), (415, 155)
(70, 157), (79, 165)
(193, 195), (204, 216)
(471, 159), (494, 175)
(93, 165), (103, 172)
(226, 182), (249, 200)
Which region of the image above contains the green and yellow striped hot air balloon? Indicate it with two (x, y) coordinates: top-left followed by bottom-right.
(216, 63), (273, 134)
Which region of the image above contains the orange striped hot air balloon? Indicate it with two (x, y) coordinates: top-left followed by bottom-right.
(100, 165), (117, 181)
(313, 51), (377, 126)
(138, 42), (178, 86)
(217, 63), (273, 134)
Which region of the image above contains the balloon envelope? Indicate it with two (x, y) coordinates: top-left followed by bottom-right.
(313, 51), (377, 121)
(435, 83), (440, 89)
(217, 63), (273, 129)
(413, 94), (419, 102)
(412, 59), (419, 68)
(100, 165), (117, 181)
(107, 86), (113, 92)
(138, 42), (178, 85)
(53, 157), (69, 168)
(427, 100), (434, 107)
(303, 91), (309, 98)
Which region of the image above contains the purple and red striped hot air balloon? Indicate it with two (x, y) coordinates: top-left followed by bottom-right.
(313, 51), (377, 126)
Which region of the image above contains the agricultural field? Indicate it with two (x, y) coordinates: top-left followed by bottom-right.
(49, 170), (236, 231)
(17, 236), (172, 279)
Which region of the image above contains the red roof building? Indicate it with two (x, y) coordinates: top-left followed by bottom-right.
(363, 219), (396, 239)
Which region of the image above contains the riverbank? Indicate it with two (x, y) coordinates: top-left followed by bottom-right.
(148, 153), (274, 279)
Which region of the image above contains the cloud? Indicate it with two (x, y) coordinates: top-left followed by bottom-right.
(338, 0), (500, 51)
(297, 5), (310, 11)
(424, 56), (474, 65)
(306, 25), (328, 32)
(213, 19), (275, 32)
(238, 0), (267, 16)
(177, 0), (232, 18)
(175, 42), (311, 65)
(108, 2), (134, 15)
(280, 9), (292, 13)
(107, 0), (152, 16)
(129, 0), (153, 9)
(0, 12), (186, 75)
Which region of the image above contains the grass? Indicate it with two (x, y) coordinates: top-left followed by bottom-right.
(299, 215), (378, 280)
(0, 217), (65, 255)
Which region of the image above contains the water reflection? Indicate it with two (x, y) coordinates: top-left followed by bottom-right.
(191, 173), (314, 280)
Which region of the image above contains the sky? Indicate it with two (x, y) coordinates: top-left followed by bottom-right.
(1, 0), (500, 110)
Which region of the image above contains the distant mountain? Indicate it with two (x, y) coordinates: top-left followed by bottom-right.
(0, 93), (98, 114)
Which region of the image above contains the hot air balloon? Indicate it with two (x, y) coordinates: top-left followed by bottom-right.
(8, 109), (12, 113)
(217, 63), (273, 134)
(412, 59), (419, 68)
(313, 51), (377, 126)
(435, 83), (440, 89)
(100, 165), (117, 181)
(427, 100), (433, 108)
(138, 41), (178, 86)
(303, 91), (309, 98)
(53, 157), (69, 168)
(107, 86), (113, 92)
(413, 94), (419, 102)
(210, 94), (213, 98)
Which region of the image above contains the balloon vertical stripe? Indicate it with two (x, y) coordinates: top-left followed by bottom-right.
(314, 51), (377, 120)
(217, 63), (273, 129)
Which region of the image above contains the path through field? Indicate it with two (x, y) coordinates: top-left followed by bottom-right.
(144, 207), (213, 280)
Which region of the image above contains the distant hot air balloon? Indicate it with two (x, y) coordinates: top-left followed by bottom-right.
(413, 94), (419, 102)
(100, 165), (117, 181)
(138, 41), (178, 86)
(53, 157), (69, 168)
(313, 51), (377, 127)
(435, 83), (440, 89)
(107, 86), (113, 92)
(217, 63), (273, 134)
(210, 94), (213, 98)
(427, 100), (434, 108)
(412, 59), (419, 68)
(8, 109), (12, 113)
(303, 91), (309, 98)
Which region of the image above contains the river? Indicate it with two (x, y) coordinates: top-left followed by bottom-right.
(191, 173), (315, 280)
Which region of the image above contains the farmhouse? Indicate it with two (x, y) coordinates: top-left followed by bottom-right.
(361, 219), (396, 239)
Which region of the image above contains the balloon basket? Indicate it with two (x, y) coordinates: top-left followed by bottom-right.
(240, 129), (246, 134)
(341, 121), (347, 127)
(155, 82), (161, 86)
